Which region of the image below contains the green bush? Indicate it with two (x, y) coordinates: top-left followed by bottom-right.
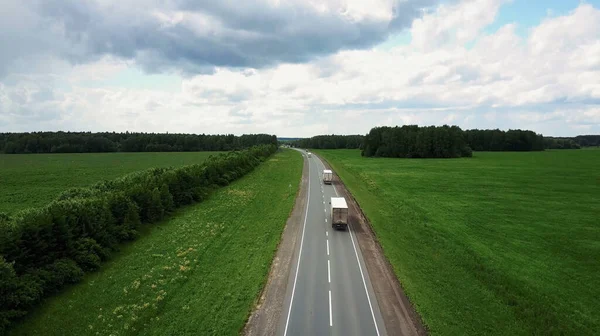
(105, 193), (141, 241)
(30, 259), (84, 294)
(0, 264), (43, 334)
(362, 125), (472, 158)
(0, 213), (10, 225)
(146, 187), (165, 223)
(0, 257), (21, 334)
(461, 145), (473, 157)
(70, 238), (105, 272)
(0, 144), (277, 331)
(52, 198), (116, 252)
(5, 208), (56, 273)
(53, 259), (82, 284)
(159, 184), (175, 214)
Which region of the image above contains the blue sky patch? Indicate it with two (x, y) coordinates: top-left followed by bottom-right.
(377, 31), (412, 50)
(78, 68), (182, 92)
(484, 0), (600, 37)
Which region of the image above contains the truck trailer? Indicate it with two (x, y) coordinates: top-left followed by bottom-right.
(323, 169), (333, 184)
(330, 197), (348, 230)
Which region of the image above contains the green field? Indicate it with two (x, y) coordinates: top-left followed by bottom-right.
(8, 149), (302, 336)
(316, 149), (600, 335)
(0, 152), (222, 214)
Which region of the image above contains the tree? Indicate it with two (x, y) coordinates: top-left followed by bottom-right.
(362, 125), (472, 158)
(291, 135), (365, 150)
(0, 132), (278, 154)
(464, 129), (545, 151)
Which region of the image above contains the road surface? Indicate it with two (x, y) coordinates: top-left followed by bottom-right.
(278, 149), (387, 336)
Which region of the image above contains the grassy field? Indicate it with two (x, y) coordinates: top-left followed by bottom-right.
(0, 152), (222, 214)
(316, 149), (600, 335)
(8, 149), (302, 336)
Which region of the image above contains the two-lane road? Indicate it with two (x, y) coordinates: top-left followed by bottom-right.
(278, 149), (386, 336)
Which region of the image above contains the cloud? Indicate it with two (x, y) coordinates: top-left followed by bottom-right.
(0, 1), (599, 137)
(0, 0), (440, 76)
(410, 0), (511, 51)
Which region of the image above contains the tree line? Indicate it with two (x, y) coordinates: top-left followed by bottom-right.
(0, 132), (277, 154)
(362, 125), (473, 158)
(544, 137), (581, 149)
(291, 127), (598, 156)
(0, 144), (277, 332)
(572, 135), (600, 147)
(292, 135), (364, 149)
(464, 129), (545, 151)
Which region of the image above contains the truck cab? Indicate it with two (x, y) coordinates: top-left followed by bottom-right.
(323, 169), (333, 184)
(307, 152), (312, 158)
(330, 197), (348, 230)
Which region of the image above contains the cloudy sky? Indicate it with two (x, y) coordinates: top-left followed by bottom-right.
(1, 0), (599, 137)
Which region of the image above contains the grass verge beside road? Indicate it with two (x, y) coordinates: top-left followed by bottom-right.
(316, 149), (600, 335)
(0, 152), (222, 214)
(9, 148), (302, 336)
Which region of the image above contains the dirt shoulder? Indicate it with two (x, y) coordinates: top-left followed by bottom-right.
(242, 152), (308, 336)
(319, 154), (428, 336)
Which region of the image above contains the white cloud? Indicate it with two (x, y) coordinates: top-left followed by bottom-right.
(410, 0), (510, 51)
(0, 1), (599, 137)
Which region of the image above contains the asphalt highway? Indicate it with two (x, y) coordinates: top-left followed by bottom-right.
(278, 149), (387, 336)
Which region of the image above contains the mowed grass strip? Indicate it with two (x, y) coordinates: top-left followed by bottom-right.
(0, 152), (222, 214)
(316, 149), (600, 335)
(9, 149), (302, 336)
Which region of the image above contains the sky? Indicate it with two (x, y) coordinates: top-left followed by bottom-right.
(0, 0), (599, 137)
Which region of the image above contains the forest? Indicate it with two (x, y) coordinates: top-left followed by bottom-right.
(292, 135), (364, 149)
(544, 137), (581, 149)
(361, 125), (472, 158)
(572, 135), (600, 147)
(463, 129), (545, 151)
(0, 132), (277, 154)
(291, 127), (598, 155)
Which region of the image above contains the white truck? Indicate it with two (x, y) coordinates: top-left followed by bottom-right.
(330, 197), (348, 230)
(307, 152), (312, 158)
(323, 169), (333, 184)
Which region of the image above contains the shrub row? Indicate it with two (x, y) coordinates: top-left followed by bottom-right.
(0, 144), (277, 333)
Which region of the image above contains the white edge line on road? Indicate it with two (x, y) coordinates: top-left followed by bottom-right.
(327, 239), (330, 256)
(283, 153), (311, 336)
(329, 290), (333, 327)
(328, 259), (331, 282)
(318, 155), (380, 336)
(348, 212), (381, 336)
